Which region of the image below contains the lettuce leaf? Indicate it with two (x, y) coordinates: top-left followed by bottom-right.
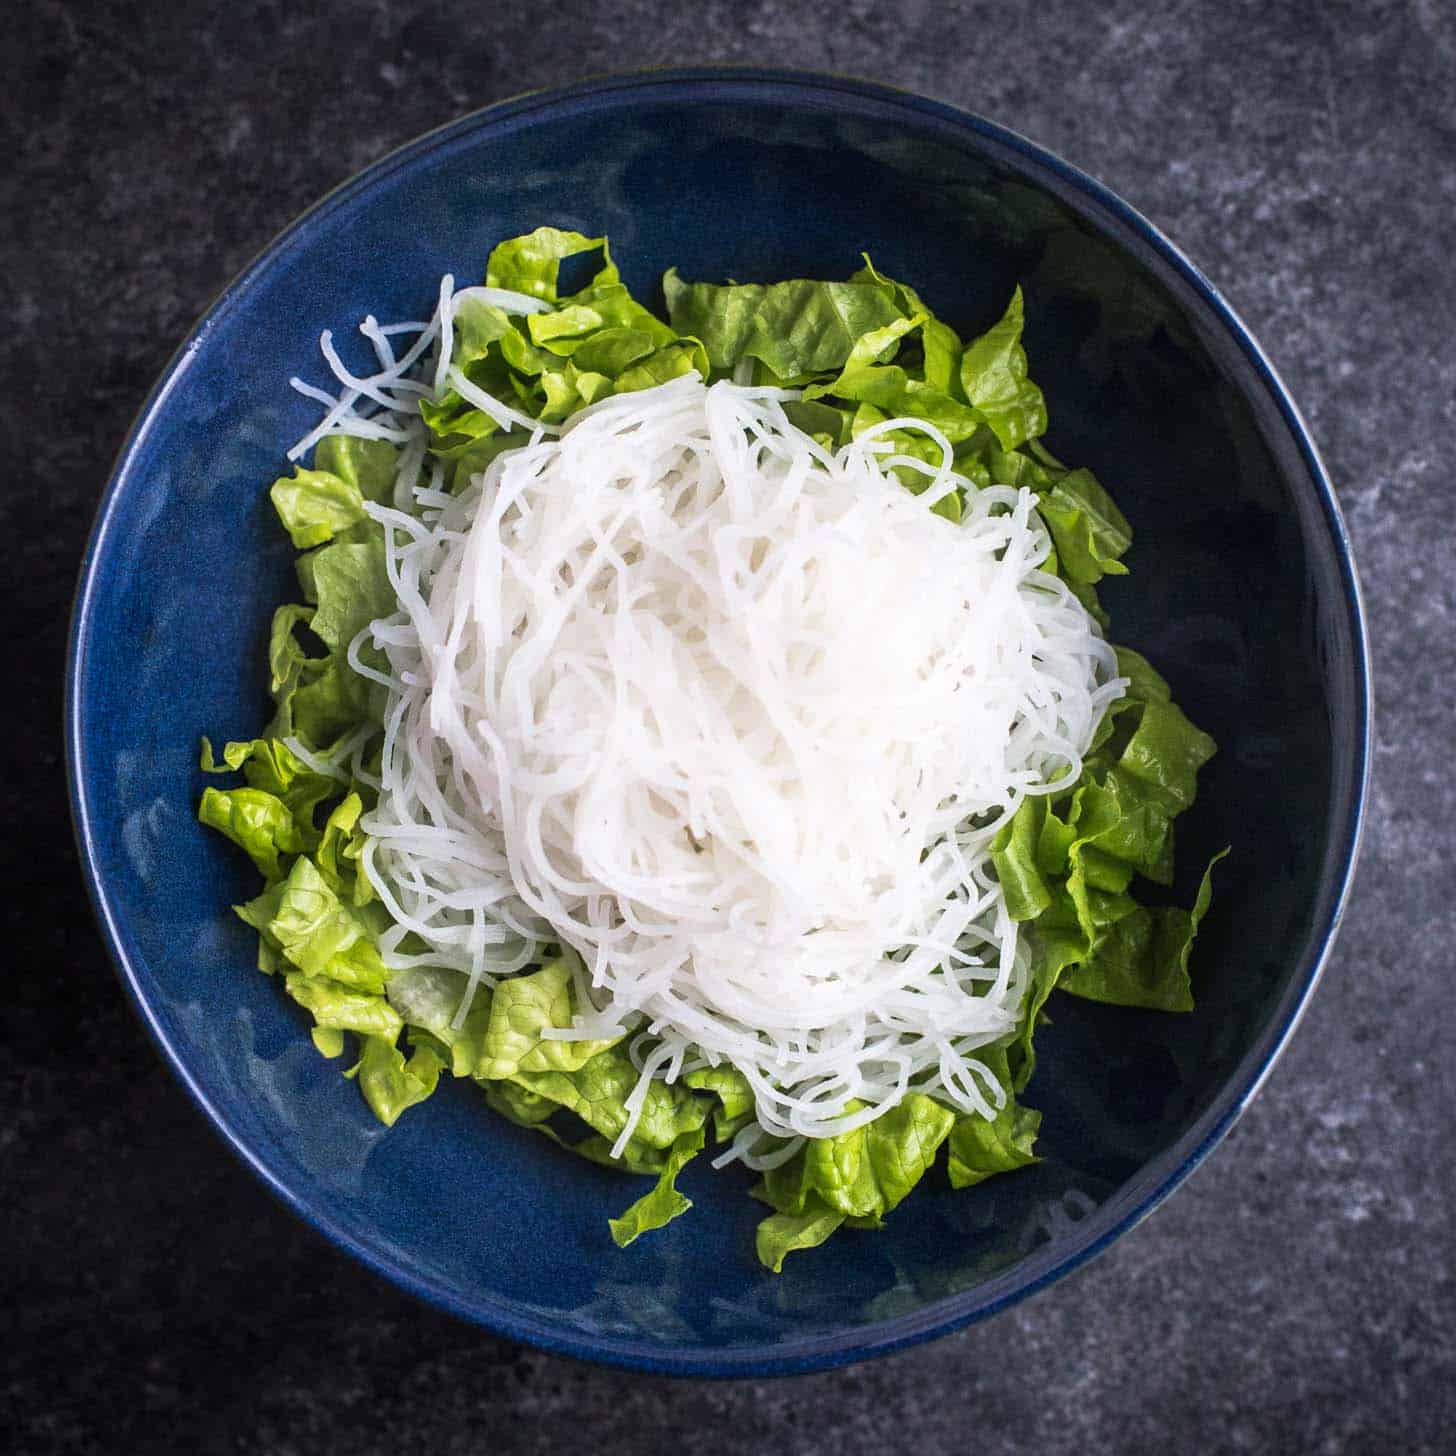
(268, 855), (389, 991)
(389, 957), (710, 1163)
(419, 239), (710, 478)
(270, 467), (369, 550)
(755, 1198), (848, 1273)
(608, 1126), (706, 1247)
(959, 287), (1048, 451)
(200, 735), (336, 834)
(347, 1033), (446, 1126)
(313, 435), (399, 500)
(662, 271), (904, 380)
(946, 1048), (1042, 1188)
(804, 362), (983, 443)
(682, 1064), (756, 1141)
(481, 1076), (561, 1130)
(275, 539), (394, 747)
(312, 1026), (346, 1058)
(305, 540), (394, 654)
(1058, 849), (1227, 1011)
(990, 643), (1221, 1047)
(284, 972), (402, 1040)
(486, 227), (607, 301)
(509, 1045), (709, 1153)
(850, 259), (968, 399)
(268, 438), (397, 549)
(313, 792), (372, 906)
(473, 958), (622, 1078)
(751, 1093), (955, 1255)
(387, 965), (495, 1078)
(1038, 469), (1132, 585)
(198, 786), (308, 882)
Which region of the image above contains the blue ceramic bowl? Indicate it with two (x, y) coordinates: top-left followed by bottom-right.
(67, 71), (1369, 1375)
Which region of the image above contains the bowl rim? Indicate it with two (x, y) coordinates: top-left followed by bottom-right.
(66, 66), (1372, 1378)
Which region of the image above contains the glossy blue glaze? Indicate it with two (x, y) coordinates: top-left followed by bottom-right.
(67, 71), (1369, 1376)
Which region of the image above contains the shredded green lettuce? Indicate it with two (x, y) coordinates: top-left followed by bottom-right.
(199, 227), (1225, 1271)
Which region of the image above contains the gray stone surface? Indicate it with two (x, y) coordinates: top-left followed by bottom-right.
(4, 1), (1453, 1451)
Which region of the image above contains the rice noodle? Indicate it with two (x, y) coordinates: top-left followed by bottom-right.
(338, 362), (1125, 1149)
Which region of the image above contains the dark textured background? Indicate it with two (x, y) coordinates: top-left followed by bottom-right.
(6, 1), (1453, 1451)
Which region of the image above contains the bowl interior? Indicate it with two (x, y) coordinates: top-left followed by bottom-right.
(70, 74), (1365, 1374)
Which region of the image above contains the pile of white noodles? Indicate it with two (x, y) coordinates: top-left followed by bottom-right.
(288, 280), (1125, 1164)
